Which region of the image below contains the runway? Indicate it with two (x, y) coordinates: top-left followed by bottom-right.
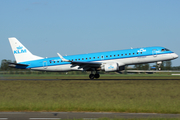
(0, 112), (180, 120)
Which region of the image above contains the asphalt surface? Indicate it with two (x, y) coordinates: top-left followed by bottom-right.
(0, 112), (180, 120)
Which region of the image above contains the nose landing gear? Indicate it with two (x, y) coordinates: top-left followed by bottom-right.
(157, 61), (162, 71)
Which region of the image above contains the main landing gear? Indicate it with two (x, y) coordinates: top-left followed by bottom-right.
(89, 71), (100, 79)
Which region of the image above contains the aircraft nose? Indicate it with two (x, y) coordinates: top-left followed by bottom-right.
(172, 53), (178, 59)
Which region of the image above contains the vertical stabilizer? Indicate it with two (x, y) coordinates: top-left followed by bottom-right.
(9, 37), (44, 63)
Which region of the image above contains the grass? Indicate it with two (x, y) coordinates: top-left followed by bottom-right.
(46, 118), (180, 120)
(66, 118), (180, 120)
(0, 76), (180, 113)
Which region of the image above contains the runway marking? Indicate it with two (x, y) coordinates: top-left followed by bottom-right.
(0, 118), (8, 120)
(128, 113), (158, 114)
(172, 74), (180, 75)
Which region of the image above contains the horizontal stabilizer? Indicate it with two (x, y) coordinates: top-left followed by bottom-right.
(8, 62), (29, 69)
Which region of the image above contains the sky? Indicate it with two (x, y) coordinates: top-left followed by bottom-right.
(0, 0), (180, 66)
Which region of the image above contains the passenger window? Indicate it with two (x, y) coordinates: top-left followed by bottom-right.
(86, 58), (88, 60)
(75, 59), (77, 61)
(98, 57), (99, 58)
(82, 58), (84, 60)
(78, 59), (80, 60)
(133, 53), (135, 55)
(89, 57), (91, 59)
(121, 54), (123, 56)
(118, 54), (119, 56)
(125, 54), (127, 56)
(137, 52), (138, 54)
(106, 55), (108, 57)
(110, 55), (112, 57)
(141, 52), (142, 54)
(93, 57), (95, 59)
(114, 55), (116, 57)
(129, 53), (131, 55)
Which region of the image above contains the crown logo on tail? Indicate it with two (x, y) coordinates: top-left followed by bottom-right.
(14, 46), (26, 54)
(17, 46), (23, 49)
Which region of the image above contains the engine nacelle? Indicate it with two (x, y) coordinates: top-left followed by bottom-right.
(102, 63), (119, 72)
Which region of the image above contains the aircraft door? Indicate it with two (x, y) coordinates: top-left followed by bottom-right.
(43, 61), (47, 69)
(152, 49), (157, 57)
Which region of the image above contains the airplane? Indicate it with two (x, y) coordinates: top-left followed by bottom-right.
(8, 37), (178, 79)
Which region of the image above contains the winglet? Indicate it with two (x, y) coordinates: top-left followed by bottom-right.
(57, 53), (70, 62)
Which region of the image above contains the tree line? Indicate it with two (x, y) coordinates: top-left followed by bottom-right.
(133, 61), (177, 70)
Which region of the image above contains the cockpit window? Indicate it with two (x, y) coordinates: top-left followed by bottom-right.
(165, 48), (170, 51)
(161, 48), (170, 52)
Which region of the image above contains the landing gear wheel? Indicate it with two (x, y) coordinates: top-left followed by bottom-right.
(89, 74), (95, 79)
(94, 74), (100, 79)
(157, 61), (162, 71)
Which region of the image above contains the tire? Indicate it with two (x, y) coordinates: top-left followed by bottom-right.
(94, 74), (100, 79)
(89, 74), (95, 79)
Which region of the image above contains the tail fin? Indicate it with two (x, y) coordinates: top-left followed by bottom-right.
(9, 37), (44, 63)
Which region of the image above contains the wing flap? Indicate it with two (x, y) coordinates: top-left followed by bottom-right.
(71, 61), (102, 65)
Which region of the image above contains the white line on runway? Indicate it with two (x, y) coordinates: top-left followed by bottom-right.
(172, 74), (180, 75)
(0, 118), (8, 120)
(128, 113), (158, 114)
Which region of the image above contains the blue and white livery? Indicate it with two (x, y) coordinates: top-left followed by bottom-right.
(9, 37), (178, 79)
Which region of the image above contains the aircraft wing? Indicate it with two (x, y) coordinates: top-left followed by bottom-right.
(57, 53), (102, 70)
(70, 61), (102, 71)
(71, 61), (102, 65)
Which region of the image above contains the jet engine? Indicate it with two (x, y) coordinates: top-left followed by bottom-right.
(101, 62), (125, 72)
(100, 63), (117, 71)
(104, 63), (119, 72)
